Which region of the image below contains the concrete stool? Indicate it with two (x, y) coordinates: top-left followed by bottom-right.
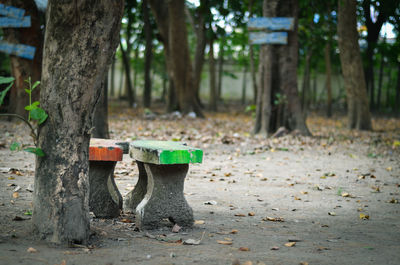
(125, 140), (203, 229)
(89, 138), (128, 218)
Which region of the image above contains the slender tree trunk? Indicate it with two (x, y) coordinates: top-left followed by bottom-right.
(312, 71), (317, 107)
(217, 39), (225, 101)
(33, 0), (123, 244)
(385, 68), (392, 108)
(248, 0), (258, 105)
(3, 0), (43, 118)
(186, 6), (206, 108)
(143, 0), (152, 108)
(301, 51), (311, 112)
(377, 53), (385, 111)
(338, 0), (372, 130)
(208, 39), (217, 111)
(325, 43), (332, 117)
(120, 40), (135, 107)
(396, 63), (400, 114)
(92, 76), (110, 139)
(241, 65), (248, 105)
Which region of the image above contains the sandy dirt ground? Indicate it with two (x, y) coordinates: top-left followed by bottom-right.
(0, 110), (399, 265)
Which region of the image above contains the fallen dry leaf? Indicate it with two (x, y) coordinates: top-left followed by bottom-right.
(12, 192), (19, 198)
(270, 246), (280, 250)
(300, 191), (308, 195)
(248, 212), (255, 216)
(217, 240), (233, 245)
(242, 261), (253, 265)
(284, 242), (296, 247)
(239, 247), (250, 251)
(328, 212), (336, 216)
(299, 262), (309, 265)
(387, 198), (398, 204)
(359, 213), (370, 220)
(230, 229), (238, 234)
(263, 216), (284, 222)
(194, 220), (205, 225)
(341, 192), (350, 197)
(234, 213), (246, 217)
(120, 218), (133, 223)
(27, 247), (37, 253)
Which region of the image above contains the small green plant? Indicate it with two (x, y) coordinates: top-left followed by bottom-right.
(0, 76), (47, 157)
(245, 104), (256, 118)
(274, 93), (288, 106)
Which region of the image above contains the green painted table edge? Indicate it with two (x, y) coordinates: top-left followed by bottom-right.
(130, 140), (203, 165)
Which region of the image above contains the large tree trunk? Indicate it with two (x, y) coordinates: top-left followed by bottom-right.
(254, 0), (309, 136)
(33, 0), (123, 244)
(338, 0), (372, 130)
(325, 43), (332, 117)
(276, 0), (309, 134)
(208, 39), (217, 111)
(143, 0), (152, 108)
(3, 0), (43, 118)
(149, 0), (203, 117)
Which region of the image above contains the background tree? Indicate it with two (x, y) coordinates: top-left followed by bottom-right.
(254, 0), (310, 136)
(338, 0), (372, 130)
(33, 0), (123, 244)
(2, 0), (43, 118)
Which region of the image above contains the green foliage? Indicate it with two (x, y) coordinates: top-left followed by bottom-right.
(23, 147), (45, 157)
(0, 76), (46, 157)
(274, 93), (288, 106)
(10, 142), (21, 151)
(0, 76), (15, 106)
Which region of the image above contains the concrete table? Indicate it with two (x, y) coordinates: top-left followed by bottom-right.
(125, 140), (203, 229)
(89, 138), (128, 218)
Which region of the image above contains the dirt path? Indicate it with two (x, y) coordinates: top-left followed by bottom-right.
(1, 112), (399, 265)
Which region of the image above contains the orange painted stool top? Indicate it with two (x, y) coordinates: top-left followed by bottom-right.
(89, 138), (124, 161)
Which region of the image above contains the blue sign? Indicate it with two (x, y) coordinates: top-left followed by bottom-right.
(248, 17), (294, 31)
(0, 41), (36, 60)
(0, 16), (31, 27)
(0, 4), (25, 19)
(249, 32), (288, 45)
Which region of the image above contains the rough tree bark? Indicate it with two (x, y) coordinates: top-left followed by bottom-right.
(33, 0), (123, 244)
(143, 0), (152, 108)
(338, 0), (372, 130)
(3, 0), (43, 118)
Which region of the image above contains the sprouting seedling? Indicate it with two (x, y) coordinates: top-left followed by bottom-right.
(0, 76), (47, 156)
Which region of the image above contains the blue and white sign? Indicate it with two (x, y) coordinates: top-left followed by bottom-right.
(0, 41), (36, 60)
(0, 4), (25, 19)
(249, 32), (288, 45)
(248, 17), (294, 31)
(0, 15), (31, 27)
